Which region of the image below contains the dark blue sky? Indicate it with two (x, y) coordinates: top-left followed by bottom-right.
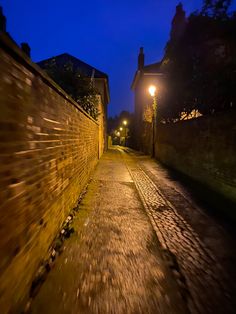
(1, 0), (236, 116)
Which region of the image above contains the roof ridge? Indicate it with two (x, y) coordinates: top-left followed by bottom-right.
(37, 53), (108, 78)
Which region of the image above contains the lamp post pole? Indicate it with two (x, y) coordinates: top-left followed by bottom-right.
(152, 95), (157, 158)
(124, 126), (127, 147)
(123, 120), (127, 147)
(149, 85), (157, 158)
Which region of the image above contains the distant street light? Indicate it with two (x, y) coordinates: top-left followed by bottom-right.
(148, 85), (157, 157)
(123, 120), (128, 146)
(119, 127), (123, 131)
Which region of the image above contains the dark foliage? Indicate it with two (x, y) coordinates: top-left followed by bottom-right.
(44, 60), (99, 120)
(159, 1), (236, 122)
(201, 0), (231, 19)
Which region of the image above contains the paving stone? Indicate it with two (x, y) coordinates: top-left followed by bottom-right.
(31, 148), (186, 314)
(121, 147), (236, 314)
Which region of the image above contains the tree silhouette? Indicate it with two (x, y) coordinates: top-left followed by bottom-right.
(201, 0), (232, 19)
(44, 60), (99, 120)
(158, 1), (236, 122)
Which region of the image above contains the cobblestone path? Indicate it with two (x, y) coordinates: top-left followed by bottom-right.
(30, 147), (236, 314)
(31, 148), (186, 314)
(120, 147), (236, 314)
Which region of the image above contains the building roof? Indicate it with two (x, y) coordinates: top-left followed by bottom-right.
(37, 53), (108, 79)
(37, 53), (110, 104)
(143, 62), (162, 73)
(131, 61), (163, 90)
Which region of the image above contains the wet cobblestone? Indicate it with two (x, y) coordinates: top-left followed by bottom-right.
(31, 148), (186, 314)
(30, 147), (236, 314)
(121, 149), (236, 314)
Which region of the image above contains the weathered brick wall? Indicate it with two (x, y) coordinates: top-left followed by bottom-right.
(0, 34), (99, 312)
(156, 111), (236, 204)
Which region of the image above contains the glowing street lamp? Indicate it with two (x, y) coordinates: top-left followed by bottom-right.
(122, 120), (128, 146)
(149, 85), (156, 97)
(149, 85), (157, 157)
(119, 127), (123, 131)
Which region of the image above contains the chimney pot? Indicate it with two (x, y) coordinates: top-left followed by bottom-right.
(0, 6), (6, 32)
(138, 47), (144, 70)
(21, 42), (31, 58)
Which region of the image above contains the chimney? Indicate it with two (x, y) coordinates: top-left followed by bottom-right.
(21, 42), (31, 58)
(170, 2), (186, 41)
(138, 47), (144, 70)
(0, 6), (6, 32)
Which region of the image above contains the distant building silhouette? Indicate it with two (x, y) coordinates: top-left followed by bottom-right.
(131, 47), (163, 153)
(37, 53), (109, 101)
(170, 2), (187, 41)
(131, 3), (188, 153)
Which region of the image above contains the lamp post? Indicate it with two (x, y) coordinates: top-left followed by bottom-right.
(119, 127), (124, 146)
(123, 120), (127, 147)
(148, 85), (157, 158)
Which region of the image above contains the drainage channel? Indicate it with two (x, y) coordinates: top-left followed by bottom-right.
(120, 149), (233, 314)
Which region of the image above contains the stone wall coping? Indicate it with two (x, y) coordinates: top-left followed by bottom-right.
(0, 32), (98, 125)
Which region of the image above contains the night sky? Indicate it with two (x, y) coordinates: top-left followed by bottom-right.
(1, 0), (236, 116)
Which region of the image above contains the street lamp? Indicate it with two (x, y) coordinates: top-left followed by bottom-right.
(123, 120), (128, 147)
(149, 85), (156, 97)
(119, 127), (123, 131)
(149, 85), (157, 157)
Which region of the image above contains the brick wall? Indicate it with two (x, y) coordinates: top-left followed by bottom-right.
(0, 34), (100, 312)
(156, 111), (236, 204)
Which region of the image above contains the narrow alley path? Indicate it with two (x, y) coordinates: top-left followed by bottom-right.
(31, 147), (236, 314)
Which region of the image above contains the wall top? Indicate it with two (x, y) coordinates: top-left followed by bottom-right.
(0, 32), (98, 124)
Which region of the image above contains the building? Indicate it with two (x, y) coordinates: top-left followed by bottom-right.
(37, 53), (110, 156)
(131, 47), (163, 153)
(131, 3), (186, 154)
